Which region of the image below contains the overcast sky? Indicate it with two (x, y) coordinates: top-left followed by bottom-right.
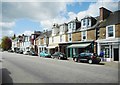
(0, 0), (119, 41)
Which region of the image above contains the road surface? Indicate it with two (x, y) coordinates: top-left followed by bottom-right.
(0, 51), (118, 83)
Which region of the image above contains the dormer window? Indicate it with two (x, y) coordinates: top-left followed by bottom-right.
(87, 19), (89, 26)
(81, 17), (92, 29)
(83, 19), (85, 26)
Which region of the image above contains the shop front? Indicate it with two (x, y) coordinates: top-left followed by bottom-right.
(67, 41), (94, 58)
(47, 44), (58, 54)
(97, 39), (120, 62)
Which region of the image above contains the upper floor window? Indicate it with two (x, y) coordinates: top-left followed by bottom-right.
(106, 25), (115, 38)
(73, 22), (75, 29)
(83, 19), (86, 26)
(87, 19), (89, 26)
(82, 31), (87, 40)
(39, 38), (41, 45)
(70, 23), (71, 29)
(60, 35), (62, 42)
(44, 37), (46, 44)
(68, 33), (72, 42)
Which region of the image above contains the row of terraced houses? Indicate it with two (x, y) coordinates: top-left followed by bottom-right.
(12, 7), (120, 62)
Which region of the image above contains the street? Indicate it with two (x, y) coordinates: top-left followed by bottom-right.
(0, 51), (118, 83)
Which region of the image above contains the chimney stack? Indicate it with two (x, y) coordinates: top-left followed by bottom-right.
(99, 7), (112, 21)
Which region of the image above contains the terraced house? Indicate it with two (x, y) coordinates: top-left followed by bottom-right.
(12, 7), (119, 62)
(96, 7), (120, 62)
(35, 30), (51, 55)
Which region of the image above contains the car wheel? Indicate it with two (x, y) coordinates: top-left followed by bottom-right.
(88, 59), (93, 64)
(58, 57), (61, 60)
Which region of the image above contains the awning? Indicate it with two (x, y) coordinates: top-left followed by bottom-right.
(67, 43), (91, 48)
(47, 45), (58, 49)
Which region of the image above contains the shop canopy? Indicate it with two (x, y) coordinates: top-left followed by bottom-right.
(67, 43), (91, 48)
(47, 45), (58, 49)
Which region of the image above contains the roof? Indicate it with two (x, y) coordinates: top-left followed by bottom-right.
(68, 17), (81, 24)
(98, 10), (120, 27)
(36, 30), (52, 40)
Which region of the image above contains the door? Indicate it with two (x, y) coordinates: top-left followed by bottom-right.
(114, 48), (119, 61)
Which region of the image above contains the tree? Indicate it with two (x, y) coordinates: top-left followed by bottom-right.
(12, 34), (16, 40)
(1, 36), (12, 51)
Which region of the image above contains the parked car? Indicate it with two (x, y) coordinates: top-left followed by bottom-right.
(73, 52), (101, 64)
(8, 49), (14, 53)
(51, 52), (67, 60)
(29, 51), (38, 56)
(39, 51), (51, 58)
(18, 50), (23, 54)
(23, 51), (30, 55)
(15, 50), (19, 53)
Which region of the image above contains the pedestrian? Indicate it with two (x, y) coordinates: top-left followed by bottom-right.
(99, 50), (104, 57)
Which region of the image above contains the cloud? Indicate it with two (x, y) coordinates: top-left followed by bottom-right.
(0, 22), (15, 28)
(1, 0), (119, 37)
(23, 30), (34, 36)
(17, 30), (34, 36)
(0, 21), (15, 38)
(2, 2), (67, 22)
(73, 0), (119, 21)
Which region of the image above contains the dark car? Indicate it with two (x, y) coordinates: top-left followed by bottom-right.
(18, 50), (23, 54)
(8, 49), (14, 53)
(15, 50), (19, 53)
(73, 52), (101, 64)
(29, 51), (38, 56)
(51, 52), (67, 60)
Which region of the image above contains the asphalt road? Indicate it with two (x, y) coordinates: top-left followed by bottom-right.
(0, 51), (118, 83)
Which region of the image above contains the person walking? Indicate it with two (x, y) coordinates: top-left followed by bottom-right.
(99, 50), (104, 57)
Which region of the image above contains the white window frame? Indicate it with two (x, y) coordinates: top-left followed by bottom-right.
(81, 31), (87, 41)
(83, 19), (86, 26)
(44, 37), (46, 44)
(68, 33), (72, 42)
(106, 25), (115, 39)
(60, 35), (62, 42)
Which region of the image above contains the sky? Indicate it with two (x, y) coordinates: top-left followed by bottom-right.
(0, 0), (119, 42)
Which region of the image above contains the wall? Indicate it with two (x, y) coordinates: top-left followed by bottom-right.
(115, 24), (120, 38)
(72, 32), (81, 41)
(87, 29), (96, 40)
(99, 27), (106, 39)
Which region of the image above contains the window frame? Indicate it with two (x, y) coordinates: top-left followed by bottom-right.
(81, 31), (87, 41)
(68, 33), (72, 42)
(106, 25), (115, 39)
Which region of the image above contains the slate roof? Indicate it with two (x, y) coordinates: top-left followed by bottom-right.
(36, 30), (52, 40)
(98, 10), (120, 28)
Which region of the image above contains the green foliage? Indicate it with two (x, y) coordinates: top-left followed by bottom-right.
(1, 36), (12, 51)
(11, 34), (16, 40)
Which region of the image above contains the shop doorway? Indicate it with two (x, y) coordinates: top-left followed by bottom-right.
(114, 48), (119, 61)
